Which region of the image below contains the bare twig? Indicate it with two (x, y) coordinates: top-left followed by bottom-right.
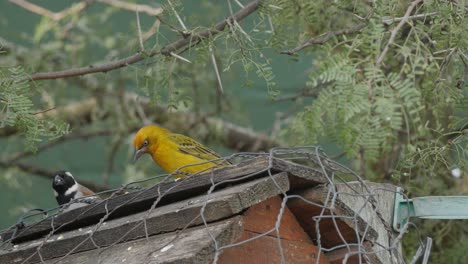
(376, 0), (424, 65)
(438, 47), (458, 80)
(136, 10), (144, 51)
(23, 0), (263, 81)
(8, 0), (92, 21)
(275, 88), (321, 102)
(169, 52), (192, 63)
(125, 17), (162, 49)
(97, 0), (163, 16)
(233, 0), (245, 8)
(142, 19), (161, 42)
(382, 12), (437, 25)
(210, 46), (224, 94)
(166, 0), (188, 32)
(33, 107), (56, 115)
(154, 15), (186, 36)
(281, 22), (368, 55)
(2, 92), (282, 152)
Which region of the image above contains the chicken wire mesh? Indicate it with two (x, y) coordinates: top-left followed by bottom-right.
(0, 146), (430, 264)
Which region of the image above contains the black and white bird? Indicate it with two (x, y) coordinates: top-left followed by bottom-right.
(52, 171), (100, 209)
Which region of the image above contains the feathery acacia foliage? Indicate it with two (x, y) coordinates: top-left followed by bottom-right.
(0, 0), (466, 261)
(0, 67), (69, 150)
(270, 0), (466, 260)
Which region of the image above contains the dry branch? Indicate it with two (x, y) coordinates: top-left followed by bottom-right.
(281, 22), (367, 55)
(376, 0), (424, 65)
(97, 0), (162, 16)
(382, 11), (437, 25)
(23, 0), (263, 81)
(0, 92), (281, 152)
(8, 0), (93, 21)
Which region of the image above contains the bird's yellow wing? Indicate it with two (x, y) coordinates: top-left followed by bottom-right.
(168, 134), (231, 165)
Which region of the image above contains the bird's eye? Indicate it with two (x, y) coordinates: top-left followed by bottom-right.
(142, 140), (149, 147)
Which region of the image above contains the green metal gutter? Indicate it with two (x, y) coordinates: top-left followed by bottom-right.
(393, 187), (468, 232)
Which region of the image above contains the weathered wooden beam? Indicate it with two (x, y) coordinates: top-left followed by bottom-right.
(3, 157), (325, 243)
(287, 185), (379, 247)
(43, 217), (244, 264)
(0, 173), (290, 264)
(327, 182), (399, 264)
(288, 182), (399, 264)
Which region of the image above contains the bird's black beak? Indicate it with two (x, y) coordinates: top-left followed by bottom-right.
(133, 148), (147, 162)
(53, 175), (64, 186)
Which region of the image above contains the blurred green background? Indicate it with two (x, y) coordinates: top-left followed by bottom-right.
(0, 0), (314, 228)
(0, 1), (466, 262)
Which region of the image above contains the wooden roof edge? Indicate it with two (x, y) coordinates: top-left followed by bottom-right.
(0, 173), (290, 263)
(2, 156), (325, 244)
(44, 217), (244, 264)
(287, 181), (400, 264)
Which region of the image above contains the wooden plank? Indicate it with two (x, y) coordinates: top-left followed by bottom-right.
(325, 182), (399, 264)
(287, 185), (379, 247)
(219, 196), (329, 264)
(44, 217), (243, 264)
(3, 157), (325, 244)
(271, 158), (327, 188)
(288, 182), (399, 264)
(0, 173), (290, 264)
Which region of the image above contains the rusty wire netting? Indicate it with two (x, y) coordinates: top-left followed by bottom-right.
(0, 146), (430, 264)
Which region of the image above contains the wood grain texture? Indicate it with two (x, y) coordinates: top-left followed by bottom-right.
(0, 173), (289, 264)
(288, 181), (398, 264)
(3, 157), (325, 244)
(43, 217), (244, 264)
(328, 182), (398, 264)
(287, 186), (379, 246)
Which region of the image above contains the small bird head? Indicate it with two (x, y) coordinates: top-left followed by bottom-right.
(132, 125), (169, 162)
(52, 171), (77, 195)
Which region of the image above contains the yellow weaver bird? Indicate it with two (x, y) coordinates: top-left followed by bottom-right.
(132, 125), (231, 177)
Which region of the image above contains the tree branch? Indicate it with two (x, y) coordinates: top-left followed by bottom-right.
(382, 11), (437, 25)
(6, 129), (116, 163)
(8, 0), (93, 21)
(281, 22), (368, 55)
(376, 0), (423, 65)
(24, 0), (263, 81)
(97, 0), (162, 16)
(1, 91), (281, 157)
(275, 82), (334, 102)
(0, 160), (108, 192)
(281, 8), (436, 56)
